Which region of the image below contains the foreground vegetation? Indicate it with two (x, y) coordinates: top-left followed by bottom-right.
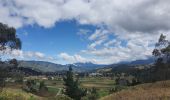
(0, 75), (116, 100)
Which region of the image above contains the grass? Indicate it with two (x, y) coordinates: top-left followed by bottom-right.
(97, 89), (110, 98)
(47, 86), (59, 94)
(0, 88), (43, 100)
(100, 80), (170, 100)
(45, 77), (115, 99)
(80, 77), (115, 89)
(25, 76), (115, 89)
(79, 77), (115, 98)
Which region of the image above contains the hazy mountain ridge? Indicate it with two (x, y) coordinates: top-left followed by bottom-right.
(116, 57), (154, 65)
(17, 58), (154, 73)
(18, 61), (66, 72)
(74, 62), (107, 70)
(96, 58), (154, 73)
(18, 61), (105, 72)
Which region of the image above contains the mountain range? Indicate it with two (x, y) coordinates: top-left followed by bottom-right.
(18, 61), (106, 72)
(17, 58), (154, 72)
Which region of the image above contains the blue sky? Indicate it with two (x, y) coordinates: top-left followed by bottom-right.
(15, 20), (120, 64)
(0, 0), (170, 64)
(17, 21), (89, 55)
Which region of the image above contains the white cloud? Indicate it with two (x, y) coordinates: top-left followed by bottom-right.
(88, 35), (108, 49)
(34, 52), (45, 59)
(88, 29), (108, 41)
(59, 53), (91, 63)
(104, 40), (116, 47)
(77, 29), (91, 35)
(0, 48), (57, 62)
(1, 0), (169, 31)
(85, 31), (160, 64)
(59, 53), (75, 63)
(88, 29), (109, 49)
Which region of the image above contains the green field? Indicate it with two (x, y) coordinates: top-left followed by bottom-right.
(45, 77), (115, 98)
(80, 77), (115, 88)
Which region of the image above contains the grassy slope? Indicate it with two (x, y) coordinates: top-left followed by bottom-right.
(100, 80), (170, 100)
(0, 88), (44, 100)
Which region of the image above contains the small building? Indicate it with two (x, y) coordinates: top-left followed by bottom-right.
(42, 77), (48, 80)
(89, 73), (102, 77)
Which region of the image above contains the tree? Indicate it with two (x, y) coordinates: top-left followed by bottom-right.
(24, 80), (38, 93)
(152, 34), (170, 81)
(87, 88), (98, 100)
(39, 81), (48, 94)
(0, 67), (7, 92)
(63, 66), (86, 100)
(9, 58), (18, 67)
(152, 34), (170, 64)
(0, 22), (22, 92)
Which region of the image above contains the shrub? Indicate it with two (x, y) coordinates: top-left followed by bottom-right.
(23, 80), (39, 93)
(81, 94), (98, 100)
(109, 85), (127, 93)
(81, 88), (98, 100)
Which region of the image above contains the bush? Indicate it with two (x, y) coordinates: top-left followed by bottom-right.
(109, 85), (127, 93)
(81, 94), (98, 100)
(23, 80), (48, 94)
(81, 88), (98, 100)
(39, 81), (48, 93)
(28, 96), (36, 100)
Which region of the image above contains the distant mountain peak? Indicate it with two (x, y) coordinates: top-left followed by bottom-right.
(74, 62), (96, 66)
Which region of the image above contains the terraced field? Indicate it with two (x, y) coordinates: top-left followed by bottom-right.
(80, 77), (115, 89)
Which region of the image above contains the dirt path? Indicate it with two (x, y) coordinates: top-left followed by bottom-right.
(56, 88), (62, 96)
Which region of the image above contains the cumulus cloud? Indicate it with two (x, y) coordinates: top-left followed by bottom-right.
(59, 53), (91, 63)
(0, 0), (169, 32)
(0, 48), (57, 62)
(80, 30), (161, 64)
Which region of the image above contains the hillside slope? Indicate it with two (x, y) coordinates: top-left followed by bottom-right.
(18, 61), (105, 72)
(100, 80), (170, 100)
(18, 61), (68, 72)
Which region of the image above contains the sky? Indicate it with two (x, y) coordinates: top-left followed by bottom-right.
(0, 0), (170, 64)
